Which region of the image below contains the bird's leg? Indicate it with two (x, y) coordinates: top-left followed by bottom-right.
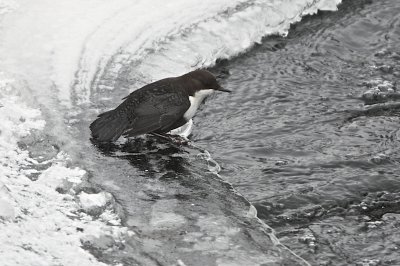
(150, 132), (171, 141)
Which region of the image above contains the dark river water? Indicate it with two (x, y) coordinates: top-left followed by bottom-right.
(64, 0), (400, 265)
(197, 0), (400, 265)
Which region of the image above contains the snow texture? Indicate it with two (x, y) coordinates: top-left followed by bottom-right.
(0, 76), (131, 266)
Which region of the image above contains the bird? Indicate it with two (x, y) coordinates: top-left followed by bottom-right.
(90, 69), (231, 142)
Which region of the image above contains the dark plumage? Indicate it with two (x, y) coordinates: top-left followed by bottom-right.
(90, 69), (230, 142)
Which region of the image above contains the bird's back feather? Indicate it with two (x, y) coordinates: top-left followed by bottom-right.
(90, 78), (192, 142)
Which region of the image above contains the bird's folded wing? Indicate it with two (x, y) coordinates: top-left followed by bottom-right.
(121, 91), (190, 137)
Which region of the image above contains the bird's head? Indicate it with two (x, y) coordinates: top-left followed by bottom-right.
(185, 69), (231, 94)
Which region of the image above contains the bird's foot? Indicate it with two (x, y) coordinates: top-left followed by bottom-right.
(169, 135), (189, 146)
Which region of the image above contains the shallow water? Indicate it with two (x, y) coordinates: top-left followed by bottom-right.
(198, 0), (400, 265)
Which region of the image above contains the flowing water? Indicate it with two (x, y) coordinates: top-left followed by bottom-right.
(202, 1), (400, 265)
(1, 0), (400, 265)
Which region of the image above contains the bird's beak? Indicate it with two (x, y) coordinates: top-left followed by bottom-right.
(215, 84), (231, 93)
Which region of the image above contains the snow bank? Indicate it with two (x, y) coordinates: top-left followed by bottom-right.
(0, 76), (130, 266)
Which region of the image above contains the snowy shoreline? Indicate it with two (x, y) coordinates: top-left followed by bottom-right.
(0, 77), (132, 266)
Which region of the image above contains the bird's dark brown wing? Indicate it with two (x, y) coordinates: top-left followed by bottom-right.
(119, 81), (191, 137)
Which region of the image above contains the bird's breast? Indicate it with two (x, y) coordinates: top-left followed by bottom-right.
(183, 89), (214, 120)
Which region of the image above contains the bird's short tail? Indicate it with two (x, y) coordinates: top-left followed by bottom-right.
(90, 109), (128, 142)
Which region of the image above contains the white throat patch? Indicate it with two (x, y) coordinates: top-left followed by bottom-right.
(183, 89), (214, 120)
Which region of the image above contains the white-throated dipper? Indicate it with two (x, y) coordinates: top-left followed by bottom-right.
(90, 69), (230, 142)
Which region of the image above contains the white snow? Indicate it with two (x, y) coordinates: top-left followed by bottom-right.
(79, 191), (114, 215)
(0, 182), (14, 220)
(37, 161), (85, 190)
(0, 76), (130, 266)
(0, 0), (17, 16)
